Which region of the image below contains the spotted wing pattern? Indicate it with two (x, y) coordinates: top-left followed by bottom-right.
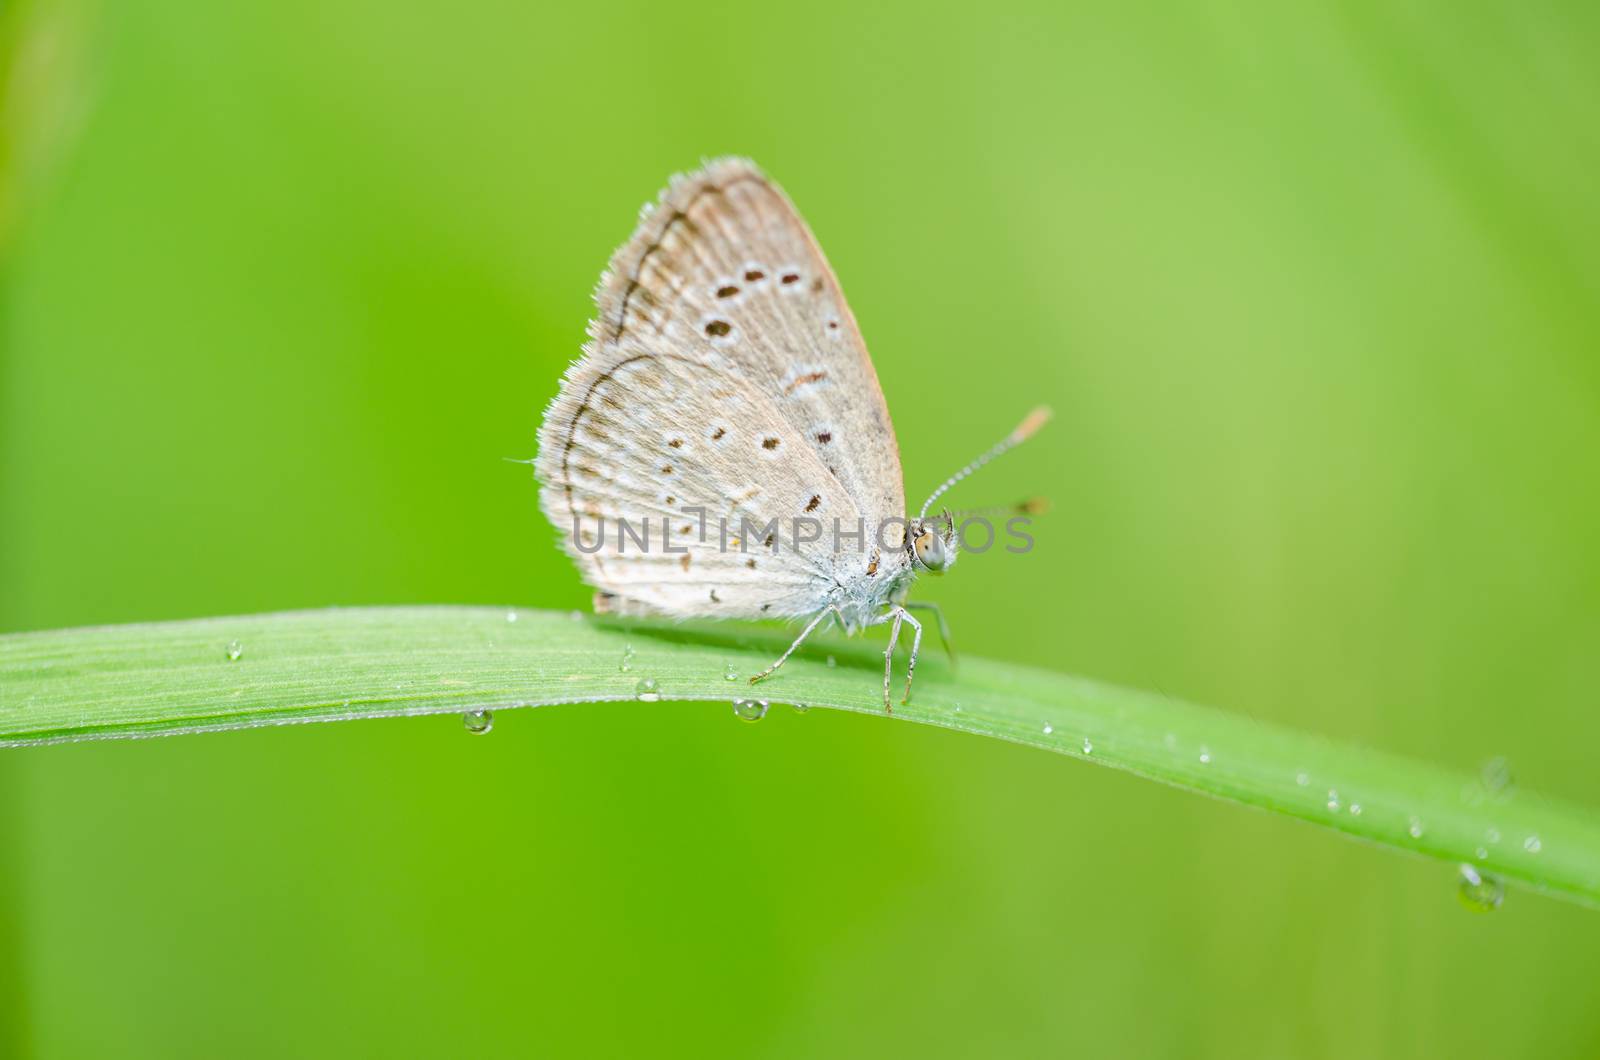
(589, 157), (904, 529)
(536, 343), (868, 618)
(536, 159), (905, 618)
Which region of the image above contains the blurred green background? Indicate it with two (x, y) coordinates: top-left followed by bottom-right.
(3, 1), (1599, 1056)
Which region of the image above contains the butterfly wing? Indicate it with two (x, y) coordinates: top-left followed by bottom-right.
(589, 158), (905, 530)
(536, 341), (867, 619)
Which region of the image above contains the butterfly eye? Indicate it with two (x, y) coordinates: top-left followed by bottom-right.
(913, 529), (950, 574)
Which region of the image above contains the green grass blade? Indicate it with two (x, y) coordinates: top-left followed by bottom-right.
(2, 606), (1596, 908)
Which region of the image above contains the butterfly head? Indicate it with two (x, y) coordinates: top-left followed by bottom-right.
(908, 508), (958, 575)
(906, 407), (1052, 577)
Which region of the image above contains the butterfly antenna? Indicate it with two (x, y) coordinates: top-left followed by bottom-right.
(918, 407), (1052, 519)
(950, 497), (1051, 520)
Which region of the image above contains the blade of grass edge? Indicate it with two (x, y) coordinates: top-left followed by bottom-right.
(1, 606), (1595, 908)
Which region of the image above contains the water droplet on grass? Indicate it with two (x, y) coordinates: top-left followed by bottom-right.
(723, 663), (740, 682)
(463, 710), (493, 735)
(732, 698), (768, 722)
(792, 702), (809, 714)
(506, 610), (518, 623)
(1409, 817), (1425, 839)
(1082, 737), (1093, 754)
(225, 640), (243, 661)
(1471, 756), (1517, 804)
(825, 654), (837, 668)
(1042, 723), (1054, 735)
(1457, 863), (1504, 912)
(619, 645), (635, 673)
(1198, 746), (1211, 765)
(1524, 835), (1542, 854)
(635, 678), (660, 702)
(1327, 790), (1341, 812)
(1349, 803), (1362, 816)
(1485, 827), (1501, 844)
(1295, 772), (1309, 787)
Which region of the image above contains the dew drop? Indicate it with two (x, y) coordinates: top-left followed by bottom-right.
(1327, 789), (1341, 812)
(1349, 803), (1362, 816)
(620, 644), (636, 673)
(1082, 737), (1094, 755)
(1295, 772), (1309, 787)
(1457, 863), (1504, 913)
(568, 610), (584, 622)
(1163, 732), (1178, 750)
(792, 702), (810, 714)
(952, 702), (962, 712)
(635, 678), (660, 702)
(1409, 817), (1425, 839)
(463, 709), (493, 735)
(732, 698), (769, 723)
(825, 654), (837, 668)
(1524, 835), (1542, 853)
(1475, 846), (1489, 861)
(1198, 746), (1211, 765)
(506, 610), (518, 623)
(1479, 756), (1516, 801)
(1485, 827), (1501, 844)
(723, 663), (740, 682)
(1042, 723), (1054, 735)
(225, 640), (243, 662)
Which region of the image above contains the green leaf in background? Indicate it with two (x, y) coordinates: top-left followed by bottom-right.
(4, 0), (1599, 1057)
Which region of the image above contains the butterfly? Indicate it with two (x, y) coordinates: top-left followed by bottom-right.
(535, 159), (1048, 711)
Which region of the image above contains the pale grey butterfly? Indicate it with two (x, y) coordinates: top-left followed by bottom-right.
(535, 158), (1048, 711)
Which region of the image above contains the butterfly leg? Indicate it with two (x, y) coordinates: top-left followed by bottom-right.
(899, 610), (924, 706)
(881, 608), (905, 714)
(905, 601), (955, 671)
(750, 604), (844, 685)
